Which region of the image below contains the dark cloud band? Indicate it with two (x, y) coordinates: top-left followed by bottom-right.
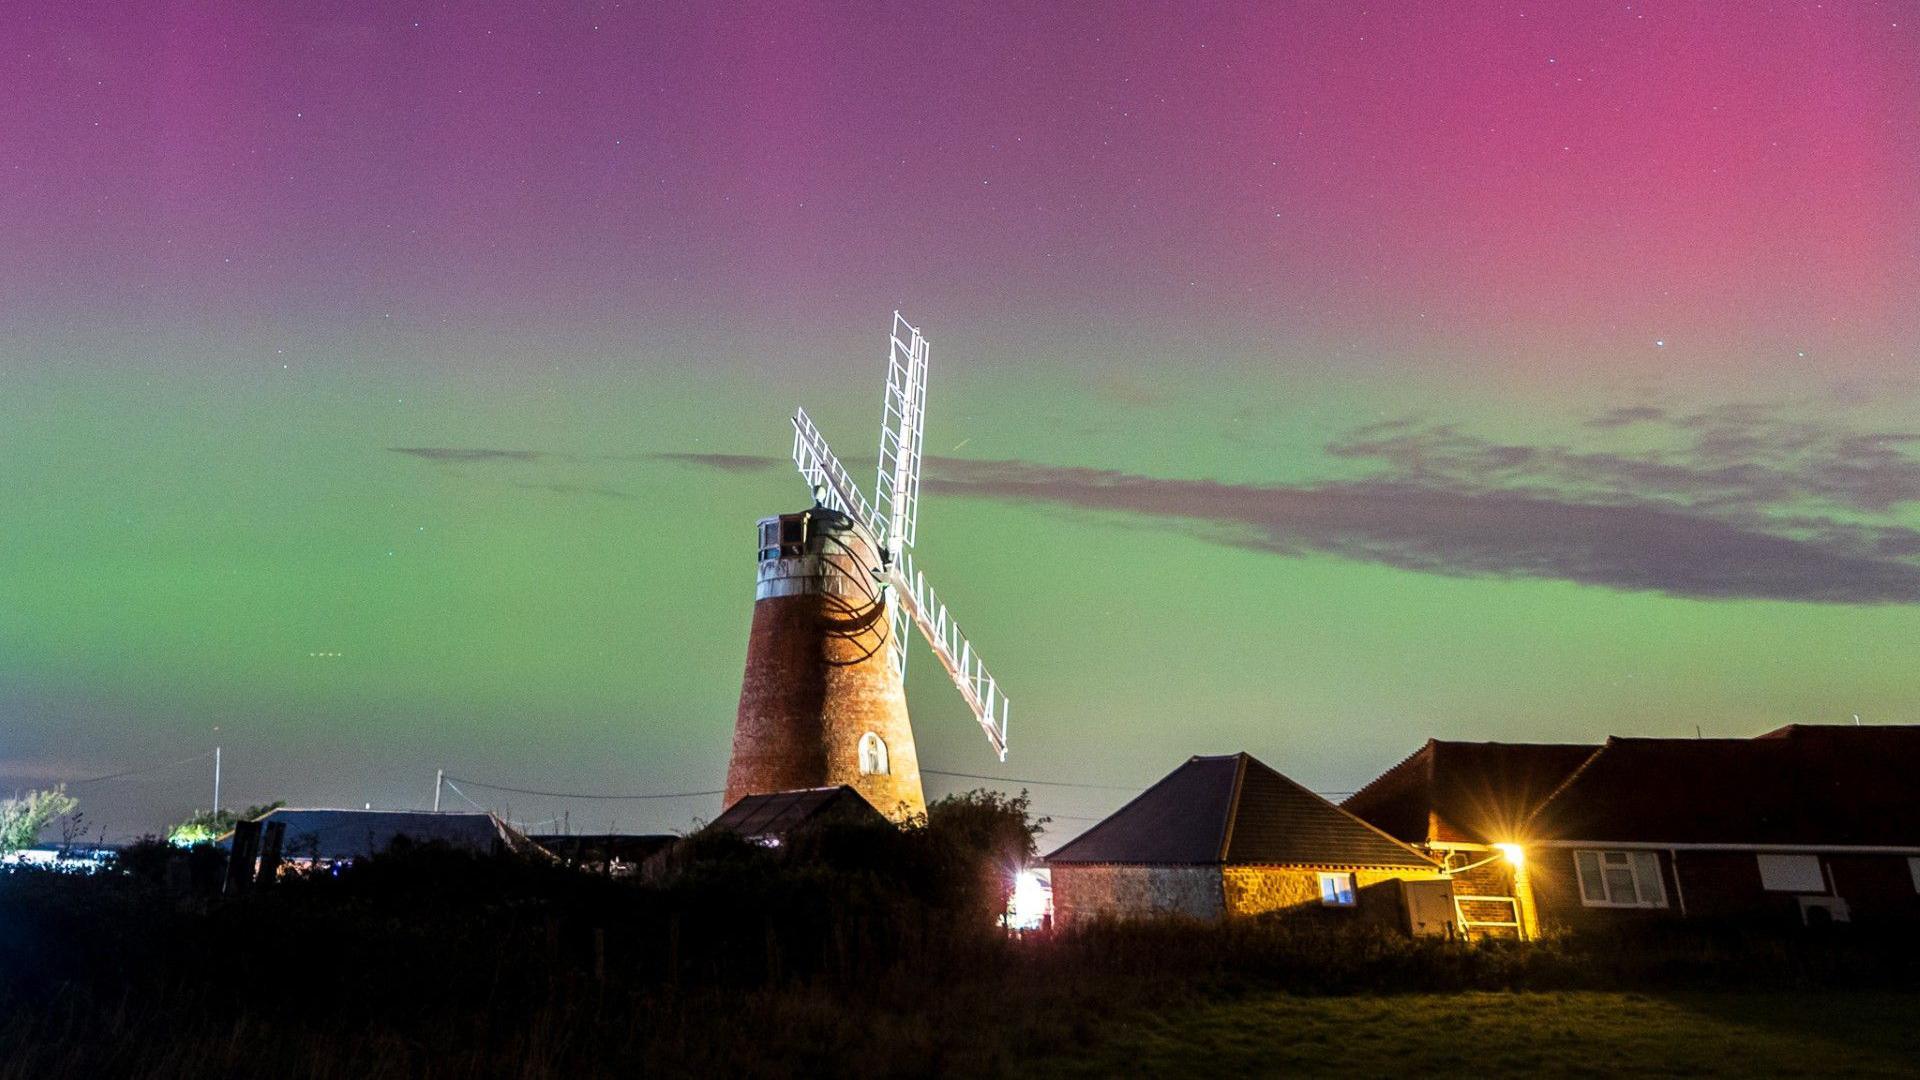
(437, 405), (1920, 605)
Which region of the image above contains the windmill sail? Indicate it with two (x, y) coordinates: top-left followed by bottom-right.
(875, 310), (929, 557)
(873, 311), (929, 677)
(790, 405), (1010, 760)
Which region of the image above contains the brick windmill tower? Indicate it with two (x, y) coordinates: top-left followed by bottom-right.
(726, 313), (1011, 821)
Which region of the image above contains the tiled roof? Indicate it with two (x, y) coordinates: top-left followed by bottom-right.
(1530, 725), (1920, 845)
(707, 786), (884, 839)
(1046, 753), (1437, 869)
(1342, 740), (1598, 846)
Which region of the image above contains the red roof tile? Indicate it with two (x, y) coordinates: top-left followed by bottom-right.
(1529, 725), (1920, 845)
(1342, 740), (1598, 846)
(1047, 753), (1437, 869)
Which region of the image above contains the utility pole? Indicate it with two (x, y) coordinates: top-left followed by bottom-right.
(433, 768), (444, 812)
(213, 746), (222, 814)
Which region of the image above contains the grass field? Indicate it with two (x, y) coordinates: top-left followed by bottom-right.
(8, 850), (1920, 1077)
(1045, 991), (1920, 1078)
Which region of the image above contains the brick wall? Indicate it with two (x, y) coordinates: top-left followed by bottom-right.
(727, 516), (926, 821)
(1531, 848), (1920, 931)
(1828, 854), (1920, 924)
(1528, 847), (1682, 934)
(1448, 859), (1524, 938)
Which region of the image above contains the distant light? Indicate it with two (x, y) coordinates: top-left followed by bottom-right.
(1654, 339), (1665, 348)
(1495, 843), (1525, 867)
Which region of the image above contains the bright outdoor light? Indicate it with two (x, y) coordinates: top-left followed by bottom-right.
(1495, 843), (1525, 867)
(1007, 869), (1049, 930)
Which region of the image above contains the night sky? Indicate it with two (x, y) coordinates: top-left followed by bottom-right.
(5, 2), (1918, 841)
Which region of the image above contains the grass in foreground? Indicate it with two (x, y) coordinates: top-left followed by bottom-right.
(1043, 990), (1920, 1078)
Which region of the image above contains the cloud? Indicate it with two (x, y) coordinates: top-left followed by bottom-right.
(389, 447), (544, 462)
(924, 461), (1920, 604)
(513, 481), (638, 501)
(921, 404), (1920, 605)
(1324, 404), (1920, 516)
(407, 404), (1920, 604)
(1585, 405), (1668, 429)
(649, 452), (784, 474)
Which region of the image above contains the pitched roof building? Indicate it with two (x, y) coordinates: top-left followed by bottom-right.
(1339, 739), (1598, 938)
(1343, 725), (1920, 934)
(1532, 726), (1920, 846)
(1046, 753), (1449, 930)
(703, 785), (888, 845)
(1342, 740), (1598, 849)
(1519, 725), (1920, 929)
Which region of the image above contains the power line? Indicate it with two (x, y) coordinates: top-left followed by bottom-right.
(64, 750), (215, 787)
(440, 780), (492, 814)
(443, 774), (724, 801)
(920, 768), (1139, 791)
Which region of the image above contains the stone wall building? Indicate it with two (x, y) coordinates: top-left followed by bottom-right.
(1045, 753), (1450, 932)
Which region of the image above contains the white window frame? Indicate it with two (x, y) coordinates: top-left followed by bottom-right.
(1573, 849), (1668, 909)
(857, 731), (889, 776)
(1318, 871), (1356, 907)
(1756, 853), (1826, 893)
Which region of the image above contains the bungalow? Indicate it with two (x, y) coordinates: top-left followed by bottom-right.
(1345, 725), (1920, 934)
(1522, 725), (1920, 930)
(1341, 740), (1597, 938)
(1045, 753), (1453, 932)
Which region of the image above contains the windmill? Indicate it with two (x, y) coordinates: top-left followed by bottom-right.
(726, 312), (1010, 820)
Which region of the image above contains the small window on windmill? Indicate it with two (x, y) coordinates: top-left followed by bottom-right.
(781, 517), (806, 556)
(858, 732), (889, 776)
(759, 522), (781, 562)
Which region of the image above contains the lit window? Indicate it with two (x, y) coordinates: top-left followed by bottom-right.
(1318, 871), (1356, 907)
(1573, 850), (1667, 909)
(857, 732), (889, 776)
(1756, 854), (1825, 893)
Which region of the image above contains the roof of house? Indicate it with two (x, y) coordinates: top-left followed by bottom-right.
(706, 786), (886, 839)
(1045, 753), (1438, 869)
(227, 809), (521, 860)
(1530, 725), (1920, 845)
(1341, 739), (1599, 846)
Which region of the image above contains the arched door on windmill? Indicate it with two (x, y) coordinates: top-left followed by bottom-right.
(858, 732), (890, 776)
